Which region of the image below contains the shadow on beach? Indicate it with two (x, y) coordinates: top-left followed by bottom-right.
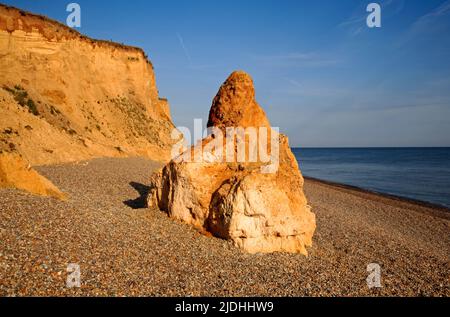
(123, 181), (150, 209)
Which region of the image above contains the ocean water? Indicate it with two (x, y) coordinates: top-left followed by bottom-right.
(292, 148), (450, 209)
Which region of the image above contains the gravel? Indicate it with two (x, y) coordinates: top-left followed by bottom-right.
(0, 157), (448, 296)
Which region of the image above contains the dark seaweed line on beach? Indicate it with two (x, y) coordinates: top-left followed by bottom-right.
(304, 176), (450, 220)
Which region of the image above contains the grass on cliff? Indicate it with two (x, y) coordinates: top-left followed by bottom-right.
(3, 85), (39, 116)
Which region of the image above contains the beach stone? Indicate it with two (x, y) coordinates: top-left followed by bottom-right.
(148, 71), (316, 254)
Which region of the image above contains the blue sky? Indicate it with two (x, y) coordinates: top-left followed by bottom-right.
(4, 0), (450, 147)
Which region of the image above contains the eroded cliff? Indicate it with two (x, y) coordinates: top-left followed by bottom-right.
(0, 4), (175, 165)
(0, 4), (176, 197)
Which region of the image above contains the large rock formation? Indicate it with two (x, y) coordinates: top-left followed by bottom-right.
(0, 4), (176, 166)
(0, 4), (177, 197)
(148, 71), (316, 255)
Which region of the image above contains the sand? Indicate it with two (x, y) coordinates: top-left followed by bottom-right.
(0, 157), (448, 296)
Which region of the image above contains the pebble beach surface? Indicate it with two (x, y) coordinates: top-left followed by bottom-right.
(0, 157), (449, 296)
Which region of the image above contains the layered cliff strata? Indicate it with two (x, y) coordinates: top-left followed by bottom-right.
(0, 4), (176, 165)
(148, 71), (316, 254)
(0, 5), (177, 197)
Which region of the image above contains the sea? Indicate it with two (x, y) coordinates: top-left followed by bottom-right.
(292, 148), (450, 209)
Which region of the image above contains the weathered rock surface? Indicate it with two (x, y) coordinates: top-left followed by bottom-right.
(207, 71), (271, 130)
(148, 71), (316, 254)
(0, 153), (66, 200)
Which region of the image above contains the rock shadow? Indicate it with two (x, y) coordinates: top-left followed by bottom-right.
(123, 182), (150, 209)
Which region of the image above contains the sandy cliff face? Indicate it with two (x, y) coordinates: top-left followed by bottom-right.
(0, 4), (176, 166)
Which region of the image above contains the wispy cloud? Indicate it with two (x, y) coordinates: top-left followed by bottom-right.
(175, 33), (219, 71)
(338, 10), (367, 28)
(339, 0), (404, 36)
(288, 79), (302, 88)
(270, 78), (350, 99)
(252, 52), (339, 68)
(277, 75), (450, 116)
(333, 80), (450, 114)
(398, 0), (450, 47)
(176, 32), (192, 66)
(416, 0), (450, 21)
(409, 0), (450, 33)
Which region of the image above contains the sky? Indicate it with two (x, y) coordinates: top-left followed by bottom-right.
(3, 0), (450, 147)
